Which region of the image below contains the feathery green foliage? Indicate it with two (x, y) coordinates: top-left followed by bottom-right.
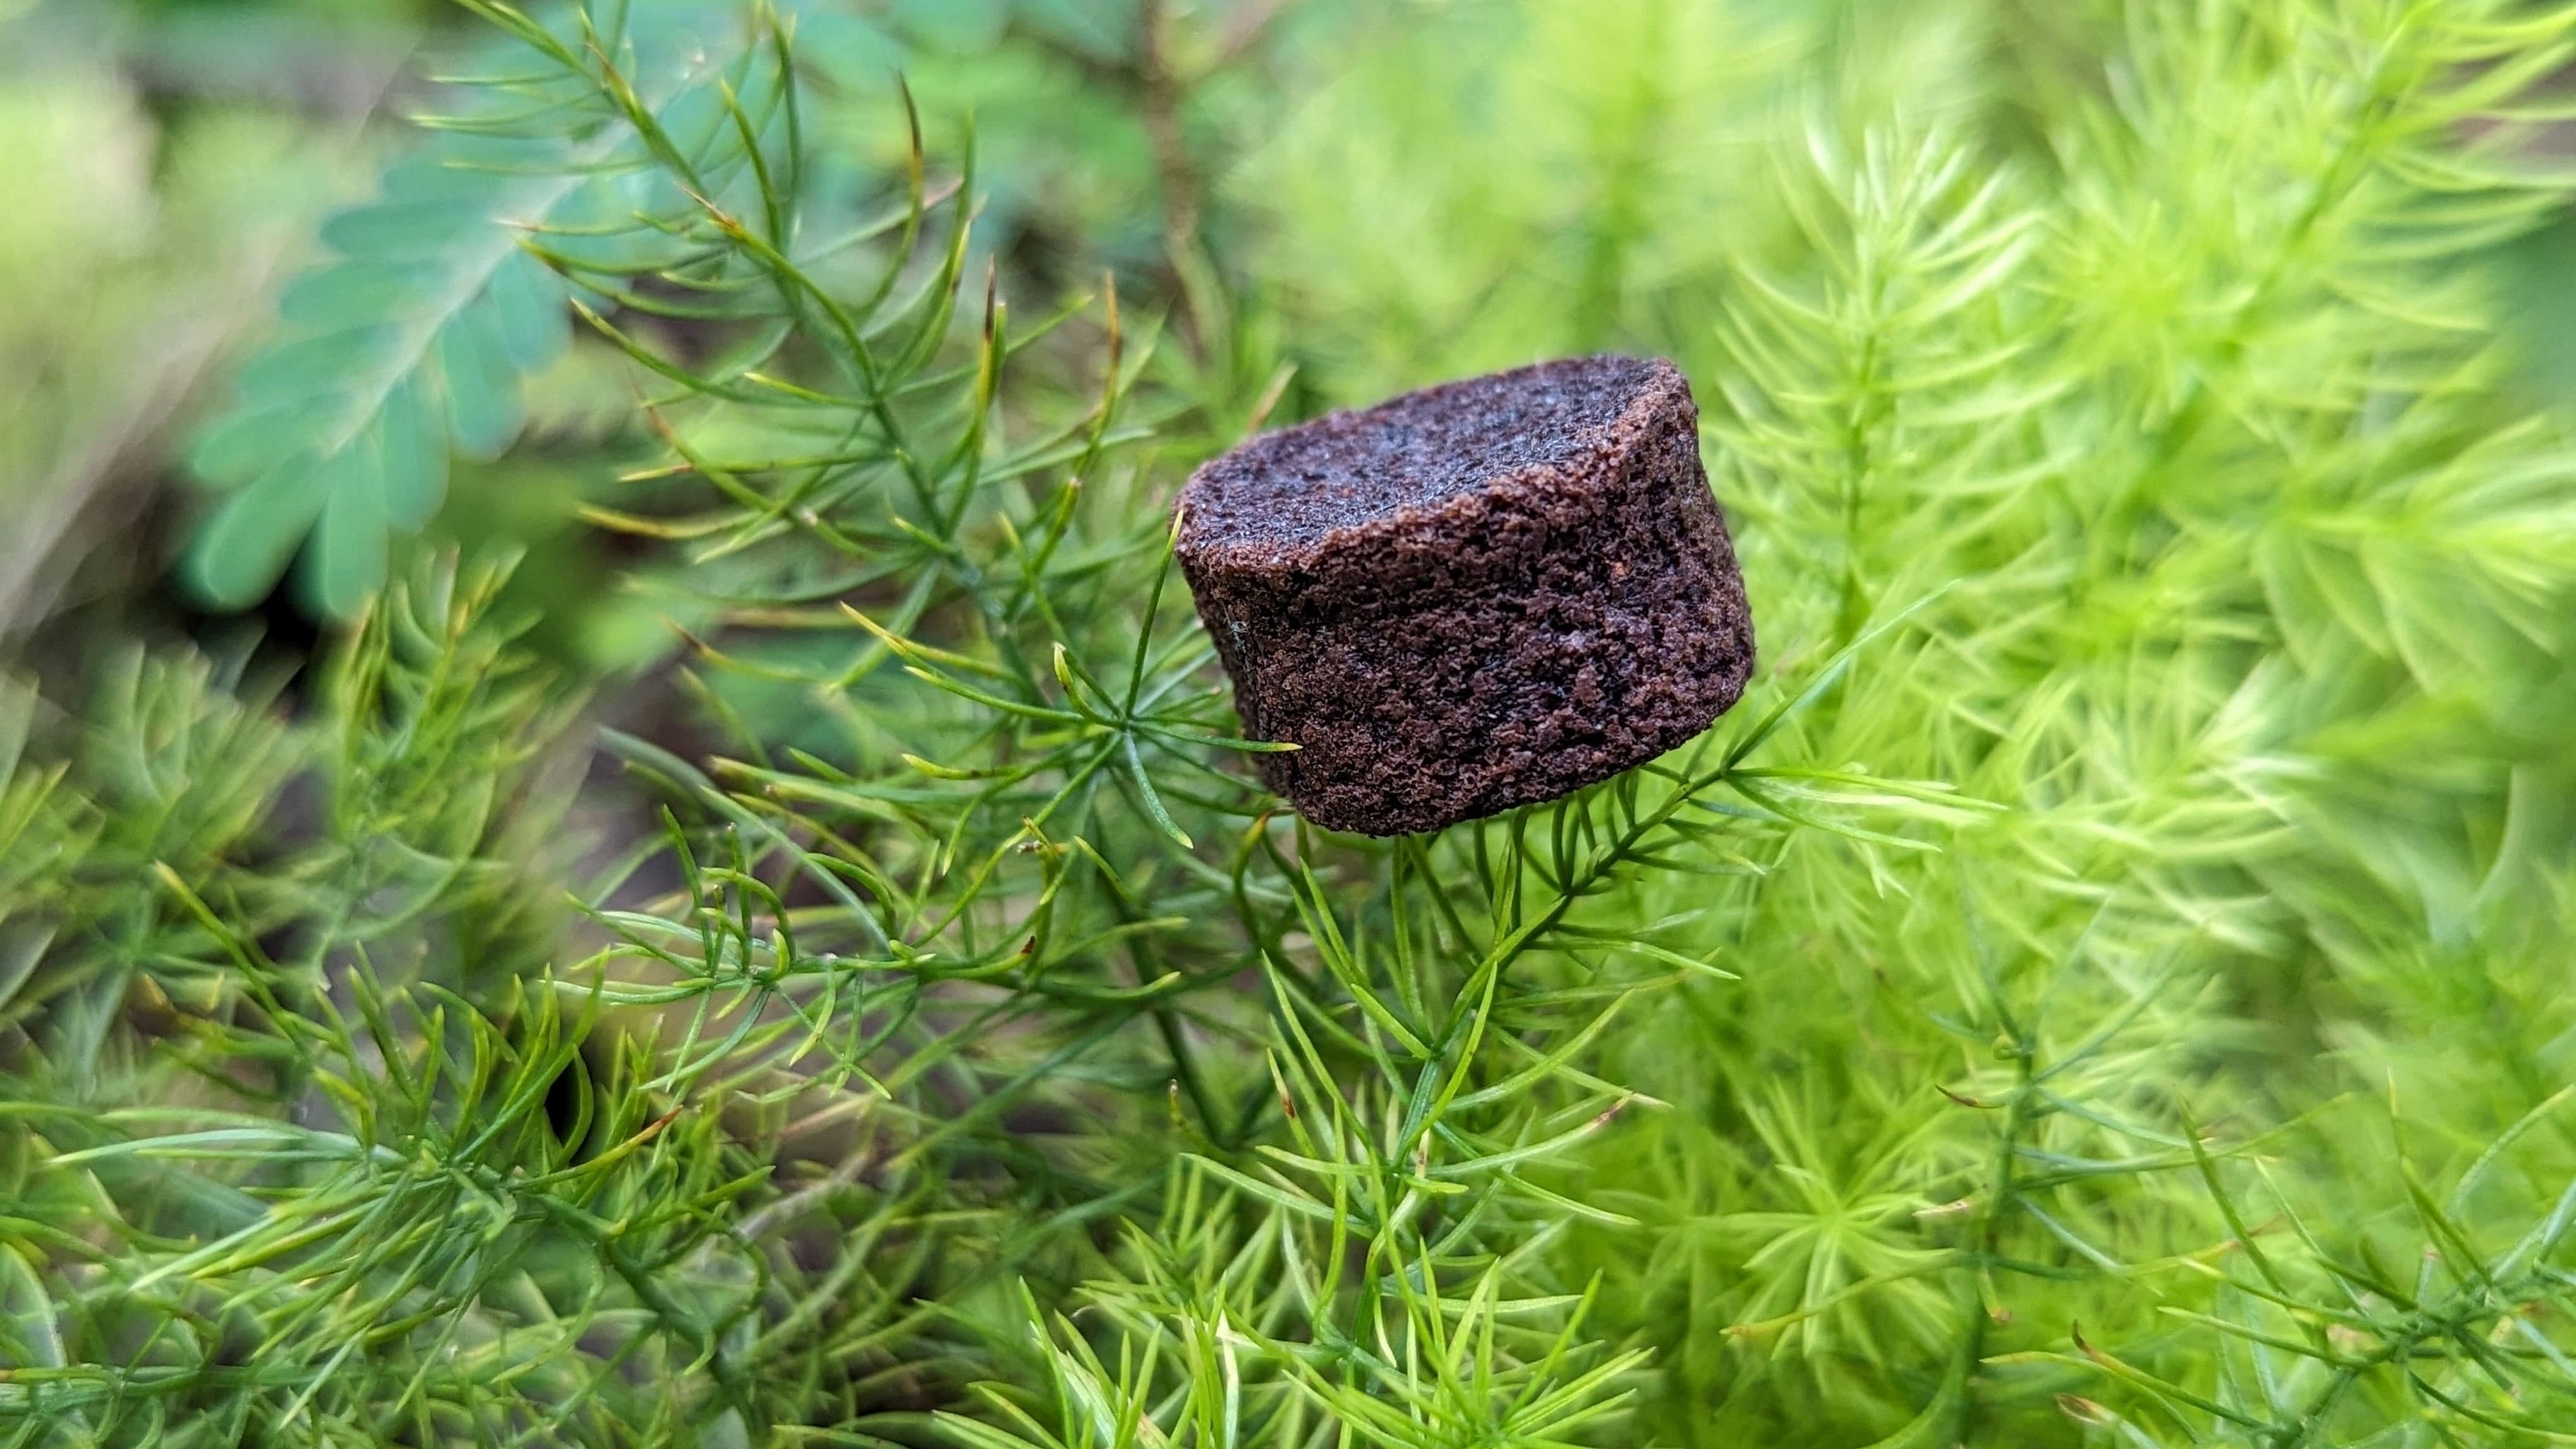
(180, 1), (828, 616)
(6, 0), (2576, 1445)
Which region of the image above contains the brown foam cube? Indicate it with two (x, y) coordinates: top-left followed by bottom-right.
(1175, 354), (1756, 835)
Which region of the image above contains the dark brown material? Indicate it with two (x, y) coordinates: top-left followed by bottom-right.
(1175, 354), (1756, 835)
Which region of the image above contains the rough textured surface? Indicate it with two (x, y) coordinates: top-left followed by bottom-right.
(1175, 354), (1756, 835)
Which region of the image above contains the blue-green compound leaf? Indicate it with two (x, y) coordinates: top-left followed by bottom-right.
(185, 141), (590, 617)
(183, 2), (781, 617)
